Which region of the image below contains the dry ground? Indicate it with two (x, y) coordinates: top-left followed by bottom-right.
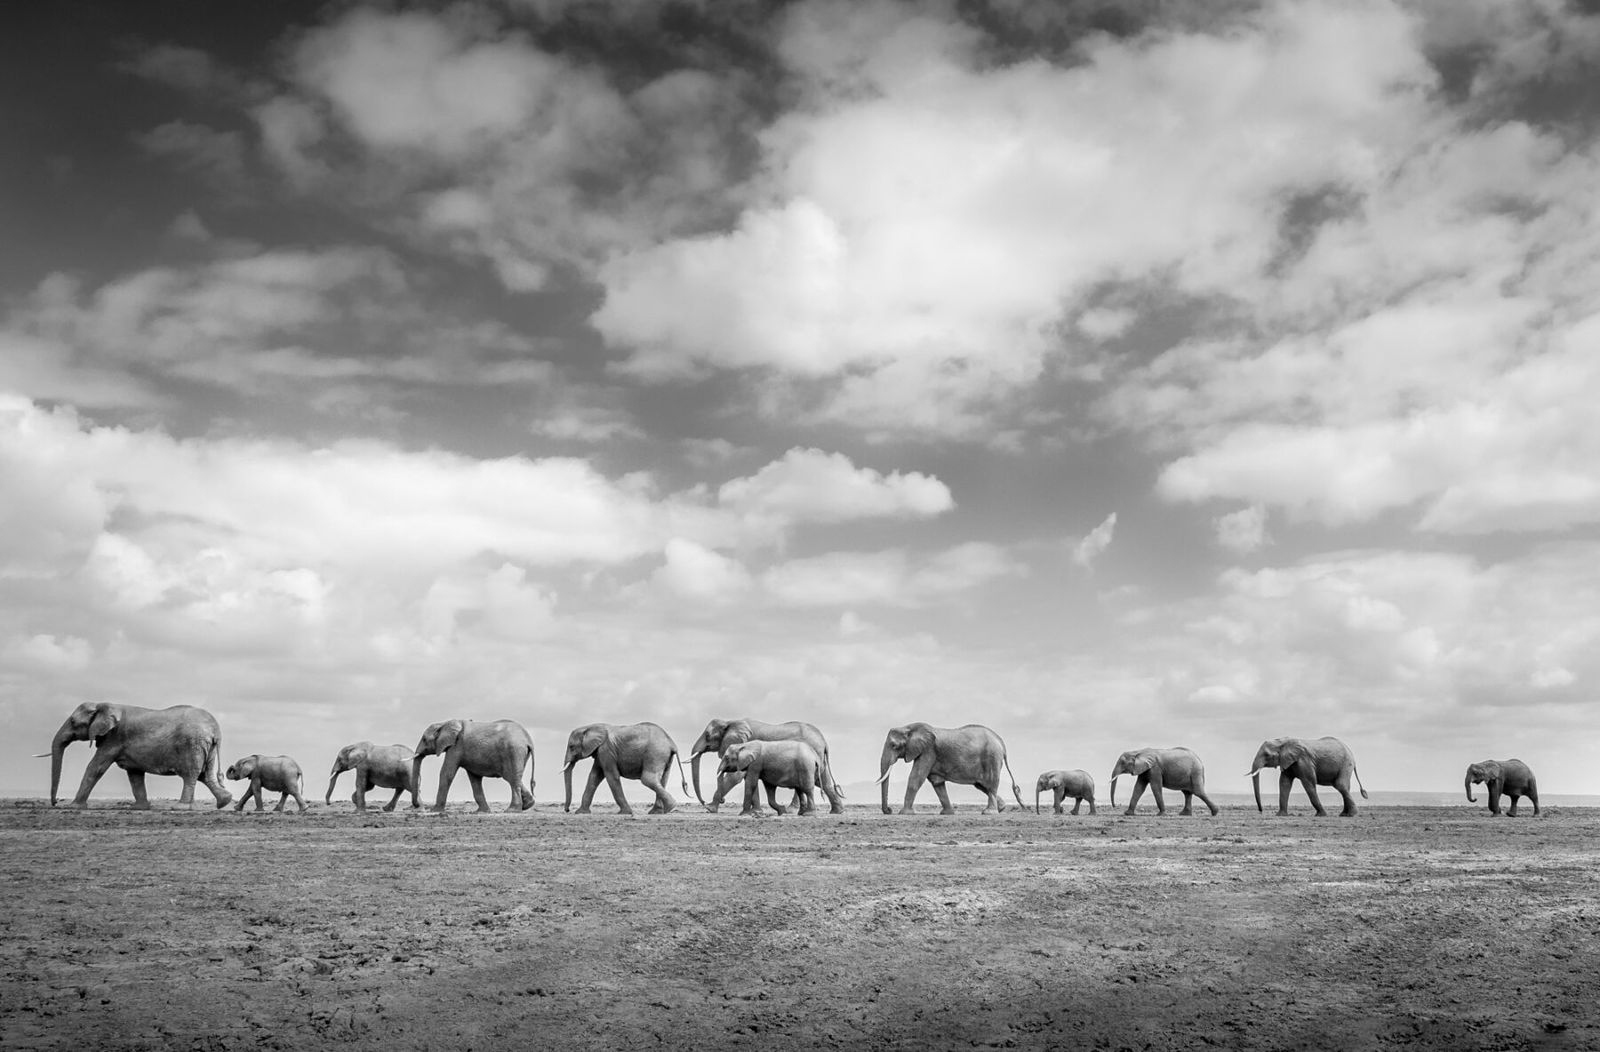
(2, 800), (1596, 1051)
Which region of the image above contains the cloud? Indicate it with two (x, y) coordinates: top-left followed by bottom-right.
(1214, 505), (1270, 554)
(1071, 513), (1117, 570)
(651, 538), (754, 605)
(717, 447), (953, 528)
(760, 542), (1017, 608)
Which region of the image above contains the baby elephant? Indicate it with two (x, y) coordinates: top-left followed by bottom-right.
(1465, 759), (1539, 816)
(1036, 769), (1096, 815)
(226, 754), (308, 813)
(718, 740), (824, 816)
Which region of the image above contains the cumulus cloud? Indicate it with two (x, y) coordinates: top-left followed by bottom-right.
(1214, 505), (1270, 554)
(717, 447), (953, 528)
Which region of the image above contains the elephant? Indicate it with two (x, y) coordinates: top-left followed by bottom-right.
(718, 740), (824, 816)
(43, 702), (232, 809)
(226, 754), (308, 813)
(1036, 769), (1096, 815)
(326, 741), (416, 812)
(562, 722), (689, 815)
(876, 722), (1026, 815)
(411, 719), (535, 813)
(1110, 747), (1218, 816)
(1246, 736), (1368, 817)
(1465, 759), (1539, 816)
(688, 717), (845, 813)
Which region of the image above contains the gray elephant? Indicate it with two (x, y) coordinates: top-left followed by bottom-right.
(718, 740), (823, 816)
(562, 722), (688, 815)
(326, 741), (416, 811)
(1247, 736), (1367, 817)
(227, 754), (308, 813)
(688, 717), (845, 813)
(1465, 758), (1539, 816)
(876, 722), (1026, 815)
(1036, 769), (1096, 815)
(411, 719), (535, 813)
(1110, 747), (1218, 816)
(44, 702), (231, 809)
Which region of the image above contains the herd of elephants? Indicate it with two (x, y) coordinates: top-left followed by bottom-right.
(40, 701), (1544, 819)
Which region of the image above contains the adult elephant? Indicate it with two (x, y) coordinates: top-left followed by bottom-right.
(1110, 747), (1218, 816)
(1247, 736), (1367, 817)
(326, 741), (416, 812)
(1465, 759), (1539, 816)
(411, 719), (535, 813)
(876, 723), (1026, 815)
(1036, 769), (1096, 815)
(563, 722), (688, 815)
(44, 702), (232, 809)
(688, 717), (845, 814)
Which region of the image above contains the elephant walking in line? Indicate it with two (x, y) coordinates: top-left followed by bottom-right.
(411, 719), (535, 813)
(1466, 759), (1539, 816)
(689, 717), (845, 814)
(563, 722), (689, 815)
(227, 755), (308, 813)
(877, 723), (1026, 815)
(326, 741), (416, 811)
(1036, 769), (1096, 815)
(719, 740), (824, 816)
(44, 702), (232, 809)
(1111, 747), (1218, 816)
(1247, 736), (1367, 817)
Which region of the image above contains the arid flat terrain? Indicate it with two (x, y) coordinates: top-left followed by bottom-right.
(2, 801), (1595, 1051)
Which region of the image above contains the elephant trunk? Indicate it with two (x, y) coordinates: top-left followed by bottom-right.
(879, 742), (898, 812)
(563, 761), (576, 812)
(1464, 772), (1476, 803)
(1110, 774), (1119, 809)
(49, 721), (77, 807)
(325, 769), (342, 805)
(1035, 786), (1041, 816)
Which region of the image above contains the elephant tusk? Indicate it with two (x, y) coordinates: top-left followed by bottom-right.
(33, 753), (52, 758)
(874, 768), (894, 785)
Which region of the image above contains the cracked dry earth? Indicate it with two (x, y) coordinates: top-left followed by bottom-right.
(2, 802), (1597, 1051)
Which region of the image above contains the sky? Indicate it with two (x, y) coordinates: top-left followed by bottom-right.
(5, 0), (1600, 803)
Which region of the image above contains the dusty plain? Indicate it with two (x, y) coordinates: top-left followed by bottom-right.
(1, 798), (1596, 1051)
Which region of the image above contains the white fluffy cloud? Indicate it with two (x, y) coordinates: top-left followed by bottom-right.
(717, 447), (952, 528)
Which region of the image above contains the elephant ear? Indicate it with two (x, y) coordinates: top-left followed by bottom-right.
(580, 725), (608, 758)
(436, 720), (465, 752)
(906, 724), (937, 760)
(87, 705), (119, 742)
(1131, 751), (1156, 775)
(1279, 740), (1310, 770)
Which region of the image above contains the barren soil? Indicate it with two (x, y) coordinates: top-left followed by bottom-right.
(2, 801), (1597, 1051)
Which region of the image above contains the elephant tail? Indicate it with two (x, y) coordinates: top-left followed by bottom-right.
(670, 748), (690, 797)
(1003, 754), (1026, 811)
(1353, 765), (1369, 800)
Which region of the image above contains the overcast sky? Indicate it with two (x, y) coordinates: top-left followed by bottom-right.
(5, 0), (1598, 802)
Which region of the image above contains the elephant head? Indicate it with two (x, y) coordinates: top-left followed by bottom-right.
(1464, 761), (1500, 803)
(326, 742), (369, 804)
(411, 720), (465, 803)
(875, 723), (936, 812)
(46, 702), (111, 807)
(562, 724), (609, 812)
(687, 718), (734, 806)
(1246, 738), (1307, 812)
(1109, 750), (1157, 809)
(226, 756), (256, 782)
(718, 743), (759, 780)
(1035, 773), (1055, 815)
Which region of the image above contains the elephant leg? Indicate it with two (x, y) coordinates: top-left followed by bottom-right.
(353, 772), (369, 811)
(466, 773), (491, 813)
(433, 758), (459, 812)
(818, 762), (845, 815)
(602, 764), (633, 816)
(382, 787), (402, 813)
(1054, 787), (1067, 815)
(764, 780), (786, 815)
(577, 765), (604, 814)
(273, 791), (288, 813)
(253, 775), (266, 811)
(1300, 776), (1327, 817)
(799, 787), (815, 815)
(1124, 774), (1149, 816)
(1179, 790), (1194, 816)
(930, 777), (956, 816)
(1276, 771), (1294, 816)
(1188, 781), (1220, 817)
(1529, 789), (1540, 816)
(1506, 793), (1520, 817)
(1488, 783), (1503, 816)
(709, 769), (742, 811)
(199, 760), (231, 809)
(126, 770), (150, 810)
(638, 763), (673, 815)
(740, 772), (761, 816)
(178, 773), (197, 808)
(1333, 773), (1358, 817)
(73, 748), (121, 807)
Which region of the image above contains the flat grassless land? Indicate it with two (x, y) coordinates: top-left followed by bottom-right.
(2, 801), (1596, 1051)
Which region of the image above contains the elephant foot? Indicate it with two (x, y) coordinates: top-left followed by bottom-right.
(658, 800), (675, 814)
(938, 808), (956, 816)
(617, 807), (635, 816)
(575, 807), (592, 814)
(1179, 807), (1194, 816)
(214, 795), (232, 809)
(881, 807), (894, 815)
(704, 803), (720, 814)
(1123, 808), (1139, 817)
(829, 804), (845, 815)
(739, 808), (760, 817)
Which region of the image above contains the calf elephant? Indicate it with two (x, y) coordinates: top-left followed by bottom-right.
(877, 723), (1026, 815)
(689, 717), (845, 813)
(326, 741), (415, 811)
(227, 754), (308, 813)
(1036, 769), (1096, 815)
(1111, 747), (1218, 816)
(1466, 759), (1539, 816)
(411, 719), (535, 813)
(718, 740), (823, 816)
(44, 702), (232, 809)
(1247, 736), (1367, 817)
(563, 722), (688, 815)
